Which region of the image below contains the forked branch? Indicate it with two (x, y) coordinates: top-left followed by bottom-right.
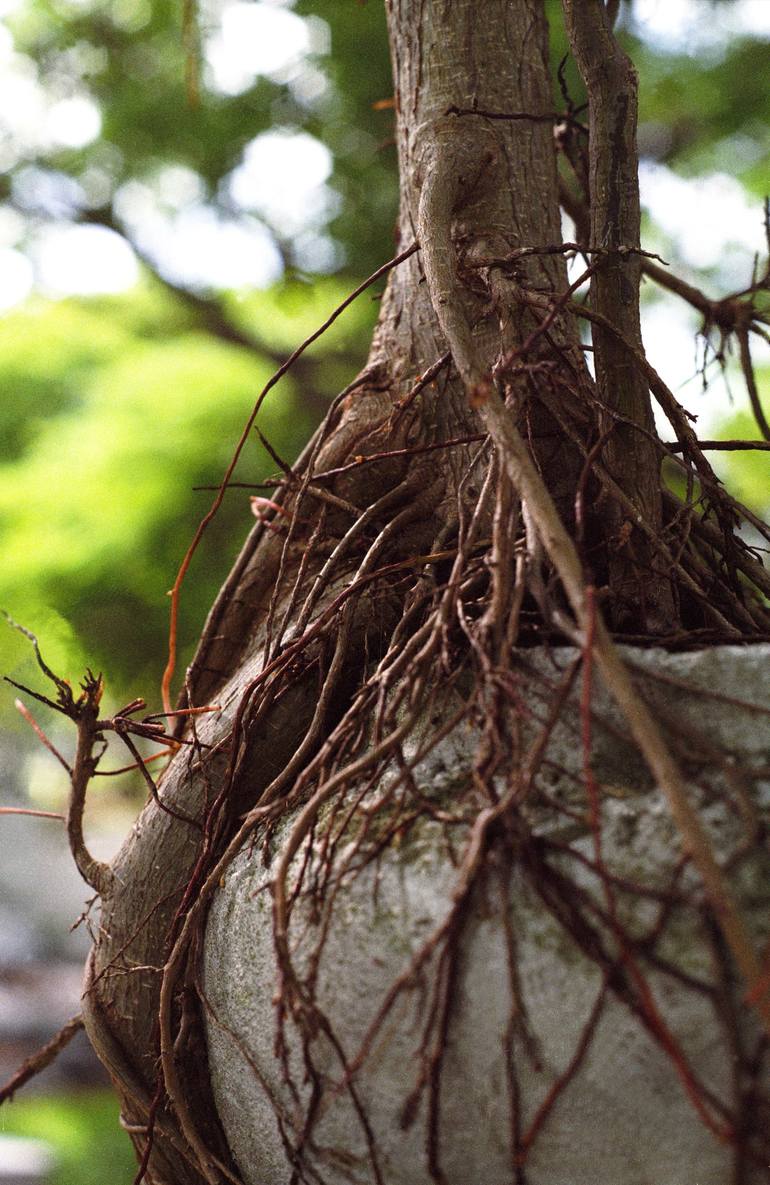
(563, 0), (673, 632)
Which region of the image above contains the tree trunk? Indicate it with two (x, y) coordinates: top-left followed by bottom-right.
(80, 3), (770, 1184)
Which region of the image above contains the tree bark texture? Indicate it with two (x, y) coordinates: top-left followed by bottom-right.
(77, 3), (770, 1183)
(562, 0), (674, 632)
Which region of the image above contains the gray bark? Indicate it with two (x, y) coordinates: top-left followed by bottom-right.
(563, 0), (674, 632)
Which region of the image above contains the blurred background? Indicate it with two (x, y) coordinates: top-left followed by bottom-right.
(0, 0), (767, 1180)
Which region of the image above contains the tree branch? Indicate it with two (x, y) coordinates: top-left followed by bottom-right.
(0, 1015), (84, 1104)
(737, 326), (770, 441)
(67, 678), (114, 897)
(563, 0), (674, 632)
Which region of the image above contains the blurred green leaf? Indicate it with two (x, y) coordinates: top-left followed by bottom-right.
(711, 383), (770, 517)
(1, 1089), (135, 1185)
(0, 278), (373, 702)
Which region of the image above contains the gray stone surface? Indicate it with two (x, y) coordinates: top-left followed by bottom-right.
(204, 645), (770, 1185)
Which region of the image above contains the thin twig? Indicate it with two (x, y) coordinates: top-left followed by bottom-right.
(665, 439), (770, 453)
(445, 104), (565, 123)
(737, 327), (770, 441)
(67, 677), (114, 896)
(117, 730), (201, 829)
(0, 806), (65, 820)
(14, 698), (72, 773)
(3, 612), (73, 706)
(0, 1015), (84, 1104)
(310, 432), (487, 482)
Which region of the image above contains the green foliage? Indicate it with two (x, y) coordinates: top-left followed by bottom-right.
(293, 0), (397, 272)
(711, 383), (770, 515)
(632, 34), (770, 197)
(1, 1089), (134, 1185)
(0, 0), (394, 718)
(227, 273), (381, 356)
(0, 278), (378, 706)
(3, 0), (397, 277)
